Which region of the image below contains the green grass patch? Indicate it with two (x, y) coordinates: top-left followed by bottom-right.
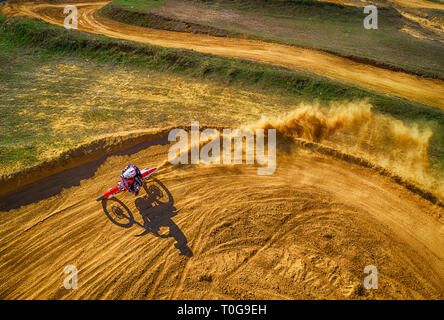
(0, 11), (443, 175)
(109, 0), (166, 12)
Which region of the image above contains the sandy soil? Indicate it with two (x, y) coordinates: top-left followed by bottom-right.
(2, 1), (444, 109)
(318, 0), (362, 6)
(0, 133), (442, 299)
(390, 0), (444, 10)
(1, 1), (443, 300)
(323, 0), (444, 10)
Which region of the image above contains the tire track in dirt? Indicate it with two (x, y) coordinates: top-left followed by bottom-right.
(218, 201), (353, 298)
(2, 1), (444, 109)
(0, 138), (442, 299)
(390, 0), (444, 10)
(1, 2), (443, 299)
(168, 213), (206, 299)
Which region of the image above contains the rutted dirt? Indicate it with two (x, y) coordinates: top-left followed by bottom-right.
(390, 0), (444, 10)
(0, 130), (442, 299)
(1, 1), (443, 300)
(323, 0), (444, 10)
(2, 1), (444, 109)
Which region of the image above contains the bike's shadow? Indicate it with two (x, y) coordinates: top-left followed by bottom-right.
(102, 179), (192, 257)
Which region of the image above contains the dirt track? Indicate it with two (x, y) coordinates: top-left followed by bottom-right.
(0, 1), (443, 300)
(391, 0), (444, 10)
(326, 0), (444, 10)
(0, 133), (443, 299)
(2, 1), (444, 109)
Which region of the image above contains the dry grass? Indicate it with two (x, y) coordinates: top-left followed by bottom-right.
(0, 50), (300, 176)
(1, 3), (443, 179)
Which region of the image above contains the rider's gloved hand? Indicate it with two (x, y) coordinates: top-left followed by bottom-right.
(117, 181), (126, 191)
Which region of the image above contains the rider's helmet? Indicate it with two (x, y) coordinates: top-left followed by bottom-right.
(121, 166), (137, 180)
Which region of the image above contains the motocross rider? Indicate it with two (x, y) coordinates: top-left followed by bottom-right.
(118, 164), (144, 196)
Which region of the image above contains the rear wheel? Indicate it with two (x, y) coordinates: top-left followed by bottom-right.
(143, 179), (173, 207)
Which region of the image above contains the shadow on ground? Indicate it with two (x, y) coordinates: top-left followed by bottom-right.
(102, 178), (192, 257)
(0, 135), (170, 211)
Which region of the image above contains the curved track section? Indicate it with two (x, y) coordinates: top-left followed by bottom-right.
(2, 1), (444, 109)
(0, 1), (443, 300)
(0, 137), (442, 299)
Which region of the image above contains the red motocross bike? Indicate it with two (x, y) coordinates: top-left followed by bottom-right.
(96, 167), (157, 201)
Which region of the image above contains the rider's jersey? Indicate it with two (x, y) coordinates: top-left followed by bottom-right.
(120, 164), (143, 194)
